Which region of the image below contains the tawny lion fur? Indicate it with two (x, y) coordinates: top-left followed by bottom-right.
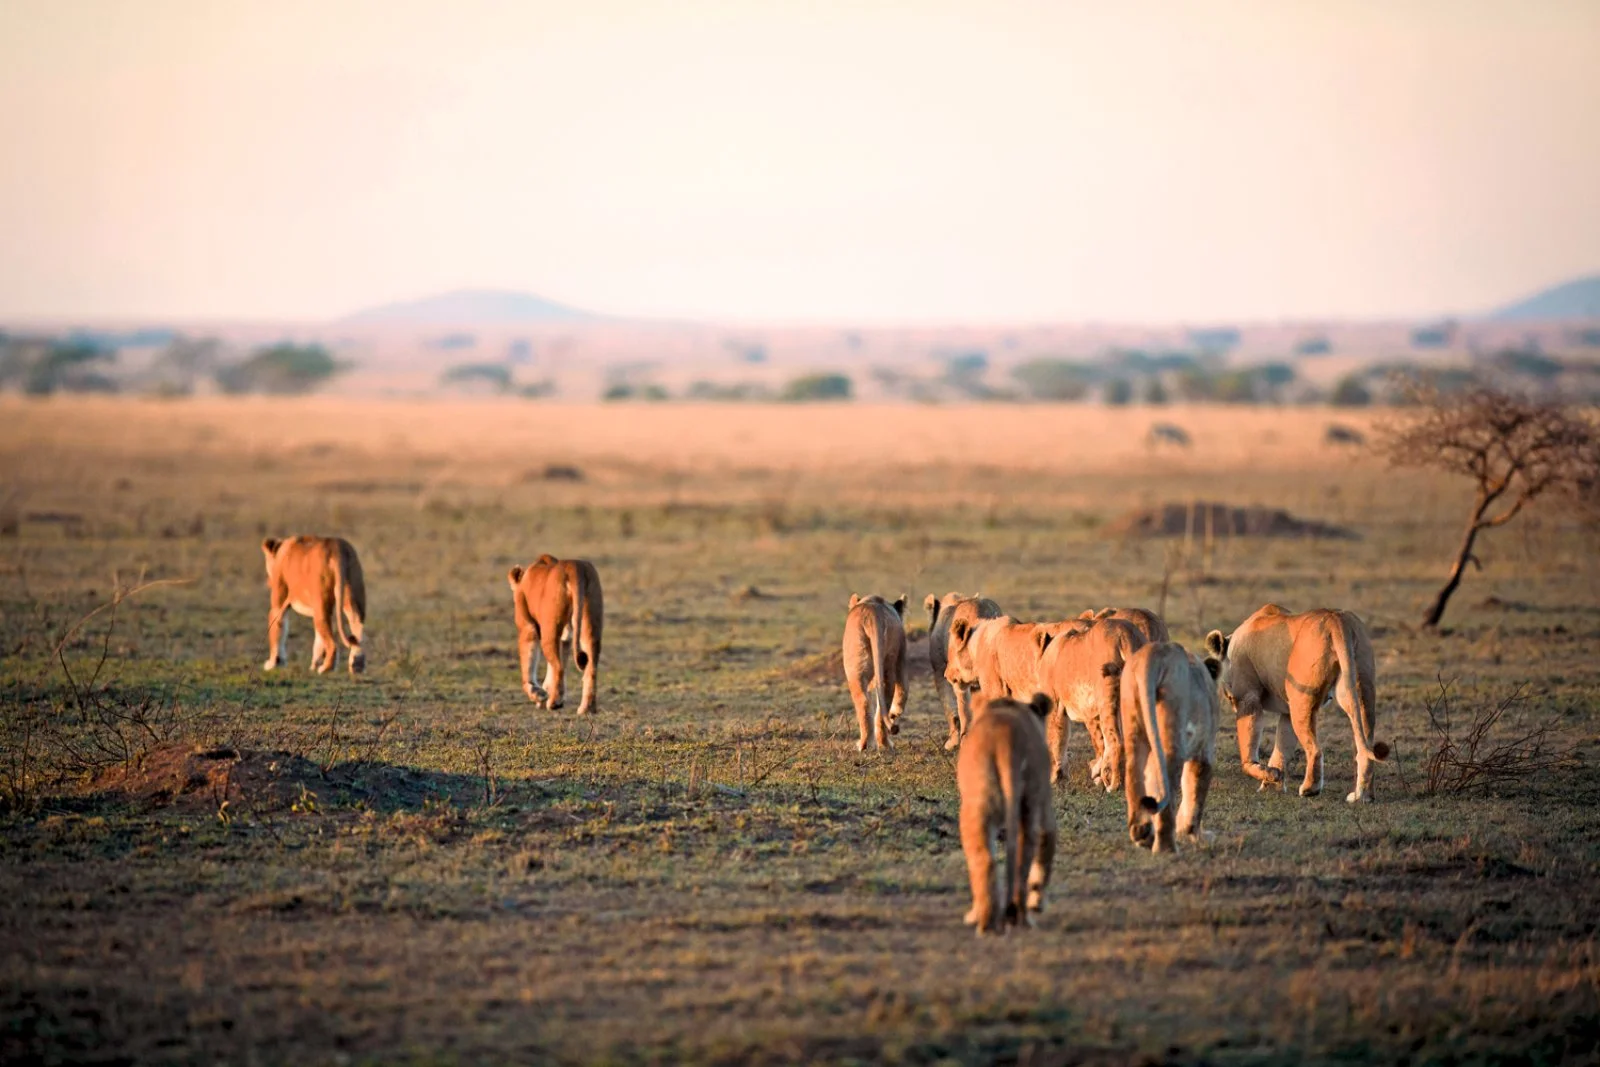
(1078, 606), (1171, 644)
(261, 536), (367, 675)
(944, 616), (1054, 710)
(1204, 604), (1389, 803)
(956, 692), (1057, 935)
(842, 593), (908, 751)
(924, 592), (1003, 750)
(1120, 642), (1220, 853)
(507, 554), (604, 714)
(1032, 616), (1146, 791)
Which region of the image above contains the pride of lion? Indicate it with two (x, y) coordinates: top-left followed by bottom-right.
(255, 534), (1388, 936)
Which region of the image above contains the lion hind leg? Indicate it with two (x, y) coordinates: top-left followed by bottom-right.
(265, 604), (288, 671)
(1290, 698), (1323, 797)
(1178, 759), (1213, 844)
(311, 611), (338, 674)
(343, 598), (365, 675)
(959, 798), (1000, 932)
(540, 629), (565, 709)
(1026, 822), (1055, 915)
(576, 635), (600, 715)
(1151, 753), (1180, 853)
(1268, 711), (1297, 780)
(847, 672), (872, 752)
(1047, 707), (1069, 786)
(518, 630), (547, 706)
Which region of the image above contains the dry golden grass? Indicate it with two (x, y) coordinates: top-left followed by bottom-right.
(1, 396), (1596, 1066)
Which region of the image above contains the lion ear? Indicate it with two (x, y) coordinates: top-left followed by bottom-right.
(951, 618), (970, 643)
(892, 594), (907, 618)
(1203, 655), (1223, 680)
(848, 593), (862, 609)
(262, 538), (281, 557)
(1204, 629), (1228, 659)
(1096, 607), (1115, 619)
(1034, 629), (1053, 655)
(1078, 608), (1094, 620)
(1028, 692), (1053, 719)
(924, 594), (939, 625)
(508, 565), (525, 587)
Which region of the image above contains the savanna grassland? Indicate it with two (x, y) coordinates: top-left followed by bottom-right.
(2, 397), (1598, 1066)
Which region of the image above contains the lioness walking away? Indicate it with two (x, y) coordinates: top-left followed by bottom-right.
(1121, 642), (1219, 853)
(957, 692), (1056, 935)
(261, 536), (367, 675)
(1204, 604), (1388, 803)
(842, 593), (908, 751)
(1032, 616), (1146, 791)
(507, 554), (604, 714)
(924, 592), (1002, 750)
(1077, 606), (1170, 644)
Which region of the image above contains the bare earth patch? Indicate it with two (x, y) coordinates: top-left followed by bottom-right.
(1104, 500), (1358, 540)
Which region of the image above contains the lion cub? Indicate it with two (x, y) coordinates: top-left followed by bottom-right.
(957, 692), (1057, 935)
(261, 536), (366, 675)
(841, 593), (908, 751)
(507, 554), (604, 714)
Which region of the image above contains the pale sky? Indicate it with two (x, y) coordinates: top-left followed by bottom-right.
(1, 0), (1596, 324)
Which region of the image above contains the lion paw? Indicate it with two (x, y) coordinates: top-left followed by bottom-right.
(1345, 790), (1372, 804)
(944, 734), (961, 751)
(263, 658), (280, 672)
(1299, 783), (1322, 798)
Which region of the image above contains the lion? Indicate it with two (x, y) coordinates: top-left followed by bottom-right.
(261, 536), (366, 675)
(1077, 606), (1170, 644)
(842, 593), (909, 751)
(1031, 616), (1146, 791)
(1120, 642), (1220, 852)
(944, 615), (1054, 711)
(925, 592), (1003, 750)
(957, 691), (1057, 935)
(1204, 604), (1390, 803)
(507, 554), (604, 714)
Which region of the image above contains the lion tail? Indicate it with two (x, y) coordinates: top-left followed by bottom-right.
(568, 562), (589, 671)
(1137, 648), (1174, 816)
(1333, 616), (1388, 762)
(867, 617), (890, 738)
(331, 546), (356, 652)
(997, 752), (1024, 928)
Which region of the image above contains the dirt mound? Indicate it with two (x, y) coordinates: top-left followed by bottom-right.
(1103, 501), (1357, 540)
(781, 635), (932, 686)
(78, 744), (476, 815)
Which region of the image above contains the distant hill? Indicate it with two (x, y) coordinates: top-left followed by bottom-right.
(1487, 275), (1600, 321)
(341, 289), (601, 325)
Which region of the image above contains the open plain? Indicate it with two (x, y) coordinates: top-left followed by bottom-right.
(2, 397), (1598, 1065)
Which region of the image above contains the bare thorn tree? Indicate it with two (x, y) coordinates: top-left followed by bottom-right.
(1379, 386), (1600, 628)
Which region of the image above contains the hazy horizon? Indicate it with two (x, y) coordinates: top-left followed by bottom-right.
(2, 0), (1597, 325)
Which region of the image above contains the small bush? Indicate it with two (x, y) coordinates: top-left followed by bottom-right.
(216, 343), (344, 395)
(1330, 375), (1372, 407)
(440, 363), (512, 391)
(779, 373), (852, 402)
(1011, 360), (1087, 401)
(1417, 678), (1575, 796)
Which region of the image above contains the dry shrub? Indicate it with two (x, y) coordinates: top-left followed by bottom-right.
(1419, 677), (1577, 796)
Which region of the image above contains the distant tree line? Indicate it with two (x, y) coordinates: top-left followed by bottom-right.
(0, 334), (348, 397)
